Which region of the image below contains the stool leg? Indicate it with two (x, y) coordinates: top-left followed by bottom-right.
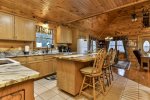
(108, 67), (111, 85)
(110, 66), (114, 81)
(93, 77), (96, 100)
(101, 74), (106, 92)
(104, 70), (110, 86)
(98, 77), (104, 94)
(79, 75), (86, 96)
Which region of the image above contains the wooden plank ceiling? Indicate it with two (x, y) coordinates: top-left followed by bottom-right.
(0, 0), (148, 23)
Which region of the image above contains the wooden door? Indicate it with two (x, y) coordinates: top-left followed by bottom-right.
(0, 12), (14, 40)
(15, 16), (35, 41)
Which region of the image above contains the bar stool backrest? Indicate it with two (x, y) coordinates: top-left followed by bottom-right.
(110, 49), (116, 65)
(104, 49), (113, 66)
(92, 49), (106, 74)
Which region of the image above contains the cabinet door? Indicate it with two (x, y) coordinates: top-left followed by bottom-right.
(53, 59), (57, 73)
(0, 12), (14, 40)
(42, 60), (53, 76)
(56, 26), (72, 43)
(15, 16), (35, 41)
(27, 62), (42, 77)
(1, 90), (25, 100)
(56, 26), (64, 43)
(65, 28), (72, 43)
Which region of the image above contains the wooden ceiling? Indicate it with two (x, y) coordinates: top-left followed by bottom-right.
(0, 0), (149, 23)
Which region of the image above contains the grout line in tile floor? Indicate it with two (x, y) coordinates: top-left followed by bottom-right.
(34, 73), (150, 100)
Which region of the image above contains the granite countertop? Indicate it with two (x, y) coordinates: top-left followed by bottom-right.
(5, 52), (76, 58)
(0, 64), (39, 88)
(55, 54), (96, 62)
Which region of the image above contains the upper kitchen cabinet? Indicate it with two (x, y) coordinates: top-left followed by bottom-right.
(56, 25), (72, 44)
(0, 12), (14, 40)
(15, 16), (35, 41)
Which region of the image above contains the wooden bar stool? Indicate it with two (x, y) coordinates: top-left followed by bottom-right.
(102, 52), (112, 86)
(79, 49), (106, 100)
(102, 49), (116, 87)
(109, 49), (117, 81)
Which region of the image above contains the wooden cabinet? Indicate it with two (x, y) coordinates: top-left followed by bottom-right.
(0, 81), (34, 100)
(56, 25), (72, 43)
(27, 56), (43, 62)
(11, 57), (27, 65)
(27, 62), (43, 77)
(53, 58), (57, 73)
(42, 60), (54, 76)
(0, 12), (14, 40)
(0, 12), (35, 41)
(15, 16), (35, 41)
(11, 55), (56, 78)
(1, 90), (25, 100)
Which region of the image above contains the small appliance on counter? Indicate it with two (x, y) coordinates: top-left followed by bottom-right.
(58, 45), (71, 52)
(24, 45), (30, 55)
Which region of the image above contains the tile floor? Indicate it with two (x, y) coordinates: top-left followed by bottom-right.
(34, 73), (150, 100)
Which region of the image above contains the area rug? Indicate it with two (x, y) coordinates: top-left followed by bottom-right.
(113, 60), (131, 70)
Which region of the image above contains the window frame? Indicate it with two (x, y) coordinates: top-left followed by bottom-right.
(108, 40), (125, 53)
(143, 40), (150, 53)
(35, 31), (54, 48)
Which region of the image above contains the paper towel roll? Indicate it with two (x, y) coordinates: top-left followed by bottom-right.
(25, 45), (30, 52)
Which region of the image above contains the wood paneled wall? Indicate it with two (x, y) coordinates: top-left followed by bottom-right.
(0, 40), (33, 51)
(101, 11), (150, 67)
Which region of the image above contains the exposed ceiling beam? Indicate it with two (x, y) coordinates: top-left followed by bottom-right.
(66, 0), (149, 24)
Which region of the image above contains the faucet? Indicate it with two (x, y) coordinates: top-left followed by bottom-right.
(46, 44), (50, 53)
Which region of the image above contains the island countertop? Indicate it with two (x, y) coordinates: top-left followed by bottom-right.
(0, 64), (39, 88)
(55, 54), (96, 62)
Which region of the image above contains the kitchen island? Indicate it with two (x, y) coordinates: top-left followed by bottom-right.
(56, 54), (96, 95)
(0, 62), (39, 100)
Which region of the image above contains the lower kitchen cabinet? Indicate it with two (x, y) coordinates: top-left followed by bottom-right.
(0, 81), (34, 100)
(27, 62), (42, 77)
(11, 55), (56, 78)
(42, 60), (54, 76)
(1, 90), (25, 100)
(53, 58), (57, 73)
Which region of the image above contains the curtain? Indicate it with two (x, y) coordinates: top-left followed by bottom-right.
(88, 36), (92, 51)
(123, 39), (129, 61)
(106, 41), (110, 51)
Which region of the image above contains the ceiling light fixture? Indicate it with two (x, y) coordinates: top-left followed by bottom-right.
(105, 36), (113, 41)
(43, 21), (49, 28)
(131, 7), (137, 22)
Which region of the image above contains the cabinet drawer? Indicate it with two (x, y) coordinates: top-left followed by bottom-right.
(11, 57), (27, 64)
(27, 56), (43, 62)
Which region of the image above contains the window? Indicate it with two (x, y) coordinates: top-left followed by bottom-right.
(143, 40), (150, 52)
(108, 41), (115, 50)
(108, 40), (125, 52)
(92, 40), (97, 52)
(36, 31), (53, 48)
(117, 40), (125, 52)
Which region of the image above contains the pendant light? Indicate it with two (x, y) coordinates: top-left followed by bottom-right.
(131, 7), (137, 22)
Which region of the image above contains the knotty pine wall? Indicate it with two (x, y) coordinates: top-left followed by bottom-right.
(0, 40), (33, 52)
(102, 13), (150, 67)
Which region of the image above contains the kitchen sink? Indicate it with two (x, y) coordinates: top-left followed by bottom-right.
(0, 58), (20, 66)
(0, 60), (13, 65)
